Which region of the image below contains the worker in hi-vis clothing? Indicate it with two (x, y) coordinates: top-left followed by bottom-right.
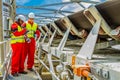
(10, 15), (28, 77)
(22, 12), (40, 71)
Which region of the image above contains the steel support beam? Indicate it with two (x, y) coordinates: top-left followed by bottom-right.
(41, 33), (47, 43)
(51, 22), (64, 36)
(39, 27), (46, 36)
(79, 3), (86, 8)
(48, 30), (57, 46)
(57, 27), (71, 51)
(61, 17), (84, 38)
(0, 1), (5, 78)
(31, 2), (73, 7)
(0, 0), (4, 64)
(71, 0), (100, 4)
(12, 0), (16, 20)
(19, 14), (60, 19)
(84, 6), (120, 40)
(17, 6), (74, 13)
(44, 25), (53, 36)
(77, 19), (101, 59)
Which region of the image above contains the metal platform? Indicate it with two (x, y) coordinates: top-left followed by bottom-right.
(7, 70), (40, 80)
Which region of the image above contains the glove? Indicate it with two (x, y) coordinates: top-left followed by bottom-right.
(24, 35), (31, 43)
(26, 37), (31, 43)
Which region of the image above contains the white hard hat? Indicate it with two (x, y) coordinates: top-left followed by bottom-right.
(16, 15), (26, 22)
(28, 12), (35, 18)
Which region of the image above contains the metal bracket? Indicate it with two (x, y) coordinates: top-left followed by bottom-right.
(44, 25), (53, 36)
(77, 19), (101, 60)
(38, 26), (73, 80)
(48, 29), (57, 46)
(51, 22), (64, 36)
(57, 26), (71, 51)
(62, 17), (83, 38)
(41, 29), (57, 52)
(39, 26), (46, 36)
(41, 33), (47, 43)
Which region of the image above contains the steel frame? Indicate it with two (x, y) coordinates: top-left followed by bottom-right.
(16, 1), (100, 25)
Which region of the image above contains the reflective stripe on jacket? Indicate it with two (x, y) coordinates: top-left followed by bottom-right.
(26, 22), (37, 38)
(11, 25), (25, 44)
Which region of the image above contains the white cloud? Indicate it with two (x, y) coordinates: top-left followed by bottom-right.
(16, 0), (30, 5)
(91, 0), (101, 2)
(55, 3), (83, 16)
(61, 3), (83, 12)
(62, 0), (102, 9)
(62, 0), (70, 2)
(80, 2), (92, 8)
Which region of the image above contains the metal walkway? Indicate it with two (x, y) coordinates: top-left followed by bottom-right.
(7, 67), (42, 80)
(8, 71), (38, 80)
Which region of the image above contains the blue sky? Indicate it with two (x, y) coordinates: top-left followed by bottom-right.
(16, 0), (64, 13)
(17, 0), (63, 6)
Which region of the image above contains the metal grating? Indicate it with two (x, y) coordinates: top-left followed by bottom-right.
(41, 73), (52, 80)
(7, 71), (39, 80)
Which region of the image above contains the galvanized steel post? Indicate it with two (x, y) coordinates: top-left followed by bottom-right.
(0, 0), (4, 64)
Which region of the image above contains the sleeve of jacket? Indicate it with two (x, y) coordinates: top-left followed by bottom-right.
(21, 23), (26, 28)
(35, 25), (40, 38)
(11, 23), (27, 36)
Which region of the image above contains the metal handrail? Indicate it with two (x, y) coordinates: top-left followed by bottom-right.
(34, 36), (43, 80)
(3, 49), (12, 80)
(35, 35), (61, 80)
(35, 4), (72, 80)
(0, 39), (12, 80)
(1, 38), (43, 80)
(0, 39), (10, 45)
(35, 35), (60, 80)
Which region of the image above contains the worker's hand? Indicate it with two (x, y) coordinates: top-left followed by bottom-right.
(24, 35), (31, 43)
(26, 37), (31, 43)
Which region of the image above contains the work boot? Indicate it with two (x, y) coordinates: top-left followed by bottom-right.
(19, 71), (28, 74)
(27, 68), (34, 71)
(11, 73), (19, 77)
